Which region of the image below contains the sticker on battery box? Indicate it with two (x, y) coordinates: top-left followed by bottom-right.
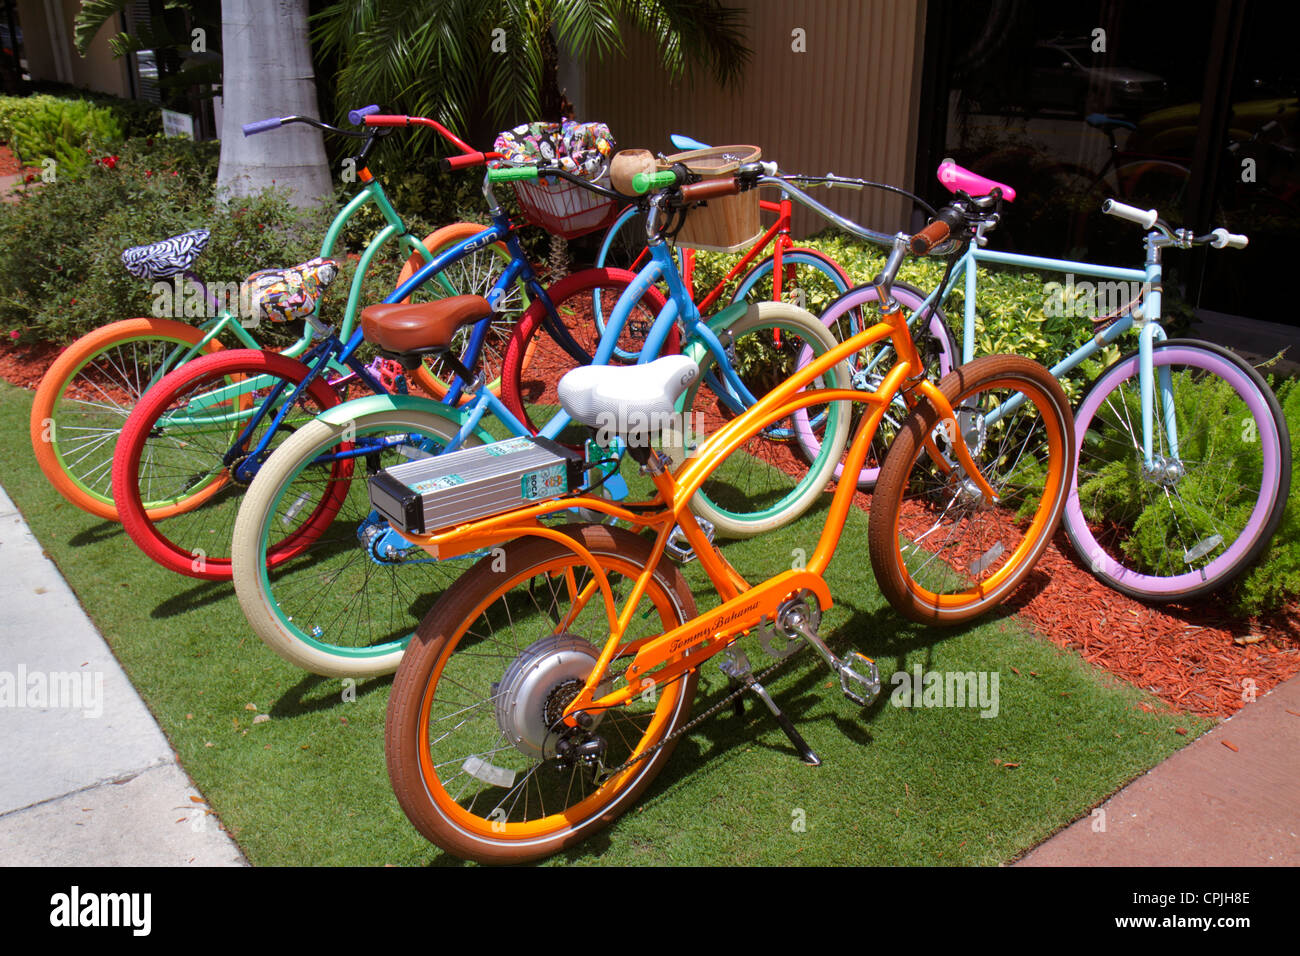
(486, 436), (536, 456)
(521, 463), (566, 500)
(410, 474), (466, 494)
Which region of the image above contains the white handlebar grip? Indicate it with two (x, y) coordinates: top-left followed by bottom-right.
(1211, 228), (1249, 249)
(1102, 199), (1159, 229)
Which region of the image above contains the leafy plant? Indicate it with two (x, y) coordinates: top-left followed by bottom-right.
(313, 0), (751, 150)
(0, 94), (125, 175)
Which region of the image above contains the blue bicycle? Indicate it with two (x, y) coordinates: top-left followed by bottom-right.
(228, 160), (853, 676)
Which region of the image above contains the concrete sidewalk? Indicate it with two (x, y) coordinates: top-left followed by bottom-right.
(1018, 674), (1300, 866)
(0, 485), (244, 866)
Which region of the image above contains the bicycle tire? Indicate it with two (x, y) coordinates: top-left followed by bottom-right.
(792, 281), (958, 489)
(682, 301), (853, 538)
(230, 406), (484, 677)
(1064, 339), (1290, 602)
(112, 349), (343, 579)
(396, 223), (523, 401)
(868, 354), (1075, 624)
(30, 317), (223, 520)
(385, 523), (698, 864)
(499, 268), (671, 436)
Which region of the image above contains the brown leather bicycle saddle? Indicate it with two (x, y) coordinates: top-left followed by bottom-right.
(360, 295), (493, 353)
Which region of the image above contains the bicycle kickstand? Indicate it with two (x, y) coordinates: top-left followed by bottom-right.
(718, 649), (821, 766)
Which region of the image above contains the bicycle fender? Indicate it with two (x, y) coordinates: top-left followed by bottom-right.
(680, 300), (751, 364)
(315, 394), (495, 446)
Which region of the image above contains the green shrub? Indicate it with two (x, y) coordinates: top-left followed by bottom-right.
(0, 94), (125, 177)
(0, 137), (335, 346)
(1232, 376), (1300, 616)
(25, 82), (164, 139)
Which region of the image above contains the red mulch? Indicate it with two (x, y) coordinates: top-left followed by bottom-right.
(0, 339), (62, 389)
(4, 323), (1298, 719)
(0, 142), (39, 189)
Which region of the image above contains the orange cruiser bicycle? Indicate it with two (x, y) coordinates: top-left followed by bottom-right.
(379, 161), (1075, 863)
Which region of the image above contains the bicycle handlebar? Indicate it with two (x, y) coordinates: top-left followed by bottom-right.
(1102, 199), (1159, 230)
(242, 116), (287, 136)
(909, 219), (951, 255)
(1211, 227), (1249, 249)
(632, 169), (683, 194)
(348, 104), (380, 125)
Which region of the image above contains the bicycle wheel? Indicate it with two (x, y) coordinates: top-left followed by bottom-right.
(397, 223), (523, 401)
(868, 355), (1074, 624)
(500, 268), (671, 437)
(385, 523), (699, 864)
(30, 317), (223, 520)
(230, 406), (484, 677)
(112, 349), (343, 579)
(792, 281), (958, 489)
(728, 247), (852, 320)
(683, 302), (853, 538)
(1064, 339), (1289, 603)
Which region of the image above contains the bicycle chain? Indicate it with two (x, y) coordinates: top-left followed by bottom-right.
(592, 643), (808, 784)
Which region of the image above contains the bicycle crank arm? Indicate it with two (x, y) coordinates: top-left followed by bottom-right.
(775, 595), (881, 707)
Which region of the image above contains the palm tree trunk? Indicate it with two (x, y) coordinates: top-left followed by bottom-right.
(215, 0), (332, 208)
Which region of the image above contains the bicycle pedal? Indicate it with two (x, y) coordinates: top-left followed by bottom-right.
(665, 517), (715, 564)
(838, 652), (881, 707)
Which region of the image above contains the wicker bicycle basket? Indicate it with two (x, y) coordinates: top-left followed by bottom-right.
(658, 145), (763, 252)
(512, 173), (621, 240)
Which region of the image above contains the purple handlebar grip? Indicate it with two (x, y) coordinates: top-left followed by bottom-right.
(937, 161), (1017, 202)
(348, 105), (380, 126)
(242, 117), (285, 136)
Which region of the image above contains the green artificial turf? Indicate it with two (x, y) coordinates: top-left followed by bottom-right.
(0, 380), (1211, 865)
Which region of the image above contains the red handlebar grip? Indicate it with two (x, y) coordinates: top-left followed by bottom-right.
(909, 220), (951, 255)
(363, 114), (411, 127)
(444, 152), (487, 169)
(680, 177), (739, 202)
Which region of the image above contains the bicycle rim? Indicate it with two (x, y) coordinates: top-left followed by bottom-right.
(868, 355), (1074, 624)
(1064, 340), (1289, 601)
(386, 524), (697, 864)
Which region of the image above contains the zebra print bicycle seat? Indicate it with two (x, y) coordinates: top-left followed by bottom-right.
(120, 229), (211, 280)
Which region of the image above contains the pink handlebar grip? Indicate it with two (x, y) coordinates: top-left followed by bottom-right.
(937, 161), (1016, 202)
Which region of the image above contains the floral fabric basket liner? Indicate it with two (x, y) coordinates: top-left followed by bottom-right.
(493, 120), (622, 239)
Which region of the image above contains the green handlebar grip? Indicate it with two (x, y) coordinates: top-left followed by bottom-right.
(632, 170), (678, 194)
(487, 166), (539, 183)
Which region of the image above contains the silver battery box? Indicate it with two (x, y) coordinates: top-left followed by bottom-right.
(367, 435), (585, 535)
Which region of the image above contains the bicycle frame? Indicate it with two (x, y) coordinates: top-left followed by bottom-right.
(916, 228), (1176, 470)
(610, 191), (811, 311)
(397, 235), (999, 721)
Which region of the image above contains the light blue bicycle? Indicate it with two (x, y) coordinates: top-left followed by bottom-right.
(790, 161), (1290, 603)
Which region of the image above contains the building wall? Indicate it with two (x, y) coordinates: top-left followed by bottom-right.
(16, 0), (130, 97)
(579, 0), (928, 240)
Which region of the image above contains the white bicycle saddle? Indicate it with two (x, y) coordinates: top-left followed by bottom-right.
(558, 355), (699, 436)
